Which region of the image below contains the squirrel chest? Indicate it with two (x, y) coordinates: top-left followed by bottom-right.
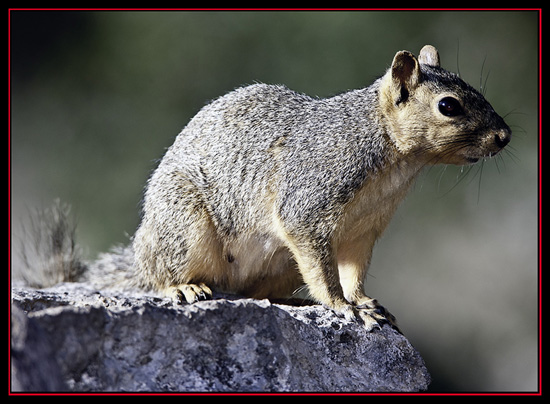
(334, 157), (423, 248)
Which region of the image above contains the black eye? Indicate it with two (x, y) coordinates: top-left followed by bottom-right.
(438, 97), (464, 117)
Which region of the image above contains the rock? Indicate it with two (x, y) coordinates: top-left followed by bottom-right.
(10, 283), (430, 392)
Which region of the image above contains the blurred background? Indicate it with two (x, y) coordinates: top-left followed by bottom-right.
(10, 10), (539, 391)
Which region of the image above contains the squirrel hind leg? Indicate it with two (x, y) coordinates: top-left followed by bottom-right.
(165, 282), (213, 304)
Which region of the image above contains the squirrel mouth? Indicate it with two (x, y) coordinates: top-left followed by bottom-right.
(465, 148), (503, 164)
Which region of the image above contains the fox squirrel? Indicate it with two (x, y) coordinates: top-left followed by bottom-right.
(18, 45), (511, 331)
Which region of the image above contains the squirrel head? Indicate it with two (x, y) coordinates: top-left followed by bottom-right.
(379, 45), (511, 165)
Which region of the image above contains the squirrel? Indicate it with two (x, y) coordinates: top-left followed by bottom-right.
(17, 45), (511, 331)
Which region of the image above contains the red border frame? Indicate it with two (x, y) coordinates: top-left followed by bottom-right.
(8, 7), (542, 397)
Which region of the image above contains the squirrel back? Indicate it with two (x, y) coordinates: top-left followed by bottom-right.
(16, 45), (511, 331)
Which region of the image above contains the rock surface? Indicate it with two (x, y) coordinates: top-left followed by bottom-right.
(10, 283), (430, 392)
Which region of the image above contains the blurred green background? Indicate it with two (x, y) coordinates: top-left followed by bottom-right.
(10, 10), (539, 391)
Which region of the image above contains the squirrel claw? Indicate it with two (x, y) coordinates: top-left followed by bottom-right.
(333, 303), (390, 332)
(355, 300), (400, 333)
(357, 310), (383, 332)
(167, 283), (213, 304)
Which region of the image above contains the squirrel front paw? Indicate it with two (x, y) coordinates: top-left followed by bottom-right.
(355, 305), (399, 332)
(336, 299), (399, 332)
(166, 283), (213, 304)
(355, 297), (399, 332)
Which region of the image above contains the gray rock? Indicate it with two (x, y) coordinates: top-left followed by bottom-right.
(10, 283), (430, 392)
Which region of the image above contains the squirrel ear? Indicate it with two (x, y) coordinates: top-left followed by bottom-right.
(418, 45), (440, 67)
(390, 50), (420, 91)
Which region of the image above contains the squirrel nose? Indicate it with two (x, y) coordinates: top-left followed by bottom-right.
(494, 129), (511, 149)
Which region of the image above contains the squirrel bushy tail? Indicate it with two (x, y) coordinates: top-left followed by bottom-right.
(15, 200), (86, 288)
(14, 200), (135, 291)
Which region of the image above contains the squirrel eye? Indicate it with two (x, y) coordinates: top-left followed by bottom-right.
(438, 97), (464, 117)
